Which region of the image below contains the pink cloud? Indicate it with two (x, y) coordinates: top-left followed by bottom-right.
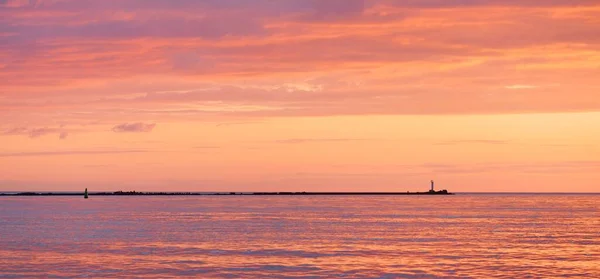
(2, 126), (69, 139)
(0, 149), (149, 157)
(1, 0), (599, 127)
(112, 122), (156, 133)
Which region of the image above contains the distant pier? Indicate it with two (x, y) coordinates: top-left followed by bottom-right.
(0, 190), (454, 196)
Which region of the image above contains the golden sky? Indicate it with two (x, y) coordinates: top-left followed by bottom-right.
(1, 0), (599, 192)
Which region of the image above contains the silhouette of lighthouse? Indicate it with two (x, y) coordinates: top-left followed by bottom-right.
(430, 180), (435, 192)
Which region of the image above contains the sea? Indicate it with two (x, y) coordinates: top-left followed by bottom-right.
(0, 194), (598, 278)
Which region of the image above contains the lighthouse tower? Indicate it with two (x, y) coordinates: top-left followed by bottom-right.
(430, 180), (435, 192)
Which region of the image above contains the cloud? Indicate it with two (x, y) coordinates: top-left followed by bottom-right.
(421, 161), (600, 174)
(1, 0), (600, 125)
(434, 139), (510, 145)
(505, 84), (539, 90)
(2, 126), (68, 139)
(192, 146), (220, 149)
(0, 149), (149, 157)
(215, 121), (263, 127)
(275, 138), (371, 144)
(305, 0), (367, 20)
(382, 0), (600, 9)
(83, 164), (113, 168)
(112, 122), (156, 133)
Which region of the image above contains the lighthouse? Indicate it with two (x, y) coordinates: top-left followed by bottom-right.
(430, 180), (435, 192)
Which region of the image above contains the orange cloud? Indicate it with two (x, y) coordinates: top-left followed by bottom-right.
(1, 0), (599, 191)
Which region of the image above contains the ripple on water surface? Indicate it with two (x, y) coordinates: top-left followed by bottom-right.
(0, 195), (599, 278)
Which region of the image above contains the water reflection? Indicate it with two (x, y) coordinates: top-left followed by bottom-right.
(0, 195), (599, 278)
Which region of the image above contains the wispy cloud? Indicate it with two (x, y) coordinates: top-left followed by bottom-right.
(215, 121), (262, 127)
(434, 139), (510, 145)
(504, 84), (539, 90)
(0, 149), (149, 157)
(275, 138), (371, 144)
(112, 123), (156, 133)
(2, 127), (69, 139)
(422, 161), (600, 174)
(1, 0), (599, 125)
(83, 164), (114, 168)
(192, 146), (221, 149)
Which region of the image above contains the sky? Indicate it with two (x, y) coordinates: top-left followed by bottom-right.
(1, 0), (599, 192)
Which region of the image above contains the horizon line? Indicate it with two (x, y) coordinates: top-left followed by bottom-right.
(1, 191), (599, 195)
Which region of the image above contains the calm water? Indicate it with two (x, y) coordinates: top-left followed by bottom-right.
(0, 194), (598, 278)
